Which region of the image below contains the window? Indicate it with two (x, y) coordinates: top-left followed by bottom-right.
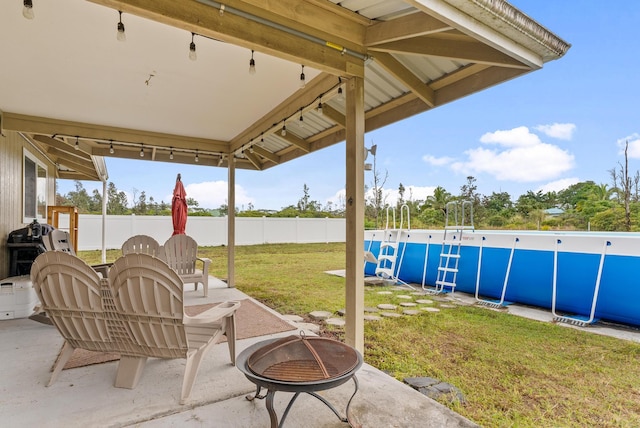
(23, 148), (47, 223)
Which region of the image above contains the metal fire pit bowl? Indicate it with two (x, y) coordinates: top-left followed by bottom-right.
(238, 335), (363, 428)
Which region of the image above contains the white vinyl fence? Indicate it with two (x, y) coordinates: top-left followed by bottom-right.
(55, 215), (345, 251)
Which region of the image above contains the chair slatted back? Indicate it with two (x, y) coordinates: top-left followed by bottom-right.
(109, 253), (188, 359)
(121, 235), (162, 258)
(43, 229), (76, 255)
(30, 251), (111, 351)
(163, 234), (198, 276)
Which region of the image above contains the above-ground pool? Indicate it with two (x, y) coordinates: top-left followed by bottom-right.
(365, 229), (640, 327)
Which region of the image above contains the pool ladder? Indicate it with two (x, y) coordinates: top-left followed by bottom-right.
(375, 205), (412, 288)
(426, 201), (473, 295)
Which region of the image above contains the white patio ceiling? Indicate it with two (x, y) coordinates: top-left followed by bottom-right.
(0, 0), (569, 181)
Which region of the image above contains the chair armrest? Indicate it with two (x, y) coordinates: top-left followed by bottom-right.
(184, 300), (240, 325)
(196, 257), (211, 272)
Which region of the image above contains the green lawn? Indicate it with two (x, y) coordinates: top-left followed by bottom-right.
(79, 243), (640, 427)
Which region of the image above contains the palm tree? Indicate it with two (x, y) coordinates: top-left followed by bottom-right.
(424, 186), (452, 215)
(591, 183), (615, 201)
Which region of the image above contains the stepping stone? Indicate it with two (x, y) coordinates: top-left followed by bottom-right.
(377, 291), (393, 295)
(364, 315), (381, 321)
(377, 303), (397, 310)
(309, 310), (332, 320)
(439, 304), (457, 309)
(325, 318), (345, 326)
(337, 308), (346, 316)
(416, 299), (434, 305)
(396, 295), (413, 300)
(282, 314), (304, 323)
(421, 307), (440, 312)
(405, 377), (440, 389)
(403, 309), (421, 315)
(400, 302), (417, 307)
(364, 307), (379, 313)
(405, 377), (466, 405)
(411, 292), (427, 296)
(296, 322), (320, 333)
(380, 312), (402, 318)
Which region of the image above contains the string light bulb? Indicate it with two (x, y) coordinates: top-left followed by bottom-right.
(317, 96), (323, 115)
(218, 155), (223, 166)
(189, 33), (197, 61)
(299, 65), (306, 88)
(195, 150), (199, 163)
(337, 77), (344, 101)
(299, 108), (304, 128)
(281, 120), (287, 136)
(219, 4), (225, 16)
(249, 50), (256, 75)
(117, 11), (126, 42)
(169, 148), (174, 160)
(139, 145), (144, 157)
(109, 141), (114, 154)
(74, 137), (80, 151)
(22, 0), (34, 20)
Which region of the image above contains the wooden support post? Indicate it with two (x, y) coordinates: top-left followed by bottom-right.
(344, 76), (365, 353)
(227, 157), (236, 288)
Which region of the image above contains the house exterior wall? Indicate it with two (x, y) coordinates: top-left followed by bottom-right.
(0, 130), (56, 279)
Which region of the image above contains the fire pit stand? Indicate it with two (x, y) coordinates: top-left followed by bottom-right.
(237, 336), (363, 428)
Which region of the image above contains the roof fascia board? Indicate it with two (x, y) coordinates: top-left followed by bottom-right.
(406, 0), (544, 69)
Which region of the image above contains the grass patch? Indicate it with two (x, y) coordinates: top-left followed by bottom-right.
(79, 242), (640, 426)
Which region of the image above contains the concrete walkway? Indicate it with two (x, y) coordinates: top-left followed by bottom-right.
(0, 278), (478, 428)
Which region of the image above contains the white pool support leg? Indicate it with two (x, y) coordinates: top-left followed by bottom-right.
(551, 238), (561, 319)
(553, 239), (609, 326)
(364, 232), (375, 273)
(421, 235), (432, 290)
(474, 237), (486, 300)
(587, 240), (610, 323)
(477, 237), (518, 308)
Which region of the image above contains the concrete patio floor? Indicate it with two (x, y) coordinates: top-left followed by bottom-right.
(0, 279), (477, 428)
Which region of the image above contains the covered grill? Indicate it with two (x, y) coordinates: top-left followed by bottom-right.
(238, 334), (362, 427)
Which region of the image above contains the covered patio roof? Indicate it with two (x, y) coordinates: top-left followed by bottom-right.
(0, 0), (569, 352)
(0, 0), (569, 180)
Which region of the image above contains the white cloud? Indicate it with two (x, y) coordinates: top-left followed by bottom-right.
(537, 177), (580, 194)
(451, 126), (575, 182)
(617, 133), (640, 158)
(423, 154), (454, 166)
(535, 123), (576, 140)
(326, 189), (346, 209)
(480, 126), (541, 147)
(168, 181), (253, 209)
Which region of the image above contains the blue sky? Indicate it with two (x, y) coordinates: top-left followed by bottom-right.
(58, 1), (640, 211)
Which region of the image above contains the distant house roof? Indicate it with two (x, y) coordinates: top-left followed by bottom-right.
(544, 208), (564, 216)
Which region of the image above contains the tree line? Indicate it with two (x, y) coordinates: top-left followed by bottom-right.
(56, 143), (640, 231)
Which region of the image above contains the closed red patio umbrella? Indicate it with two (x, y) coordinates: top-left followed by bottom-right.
(172, 173), (187, 236)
